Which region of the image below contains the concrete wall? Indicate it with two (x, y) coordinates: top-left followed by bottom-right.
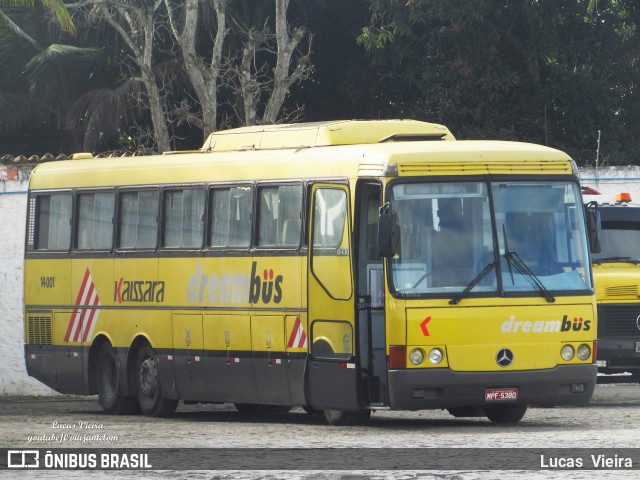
(580, 166), (640, 201)
(0, 168), (56, 395)
(1, 165), (639, 396)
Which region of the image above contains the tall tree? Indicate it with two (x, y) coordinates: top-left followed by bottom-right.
(165, 0), (312, 135)
(164, 0), (227, 136)
(75, 0), (173, 152)
(359, 0), (640, 165)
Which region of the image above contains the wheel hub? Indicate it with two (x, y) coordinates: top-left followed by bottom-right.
(138, 357), (158, 396)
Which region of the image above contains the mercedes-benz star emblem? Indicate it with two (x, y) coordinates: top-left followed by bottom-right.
(496, 348), (514, 367)
(636, 315), (640, 332)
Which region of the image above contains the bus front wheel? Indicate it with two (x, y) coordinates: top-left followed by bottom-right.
(324, 409), (371, 426)
(484, 404), (528, 424)
(96, 343), (138, 415)
(136, 345), (178, 417)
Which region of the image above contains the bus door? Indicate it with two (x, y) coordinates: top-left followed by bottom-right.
(306, 183), (358, 409)
(354, 181), (387, 407)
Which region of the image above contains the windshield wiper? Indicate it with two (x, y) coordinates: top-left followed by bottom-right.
(502, 225), (555, 303)
(593, 256), (640, 265)
(449, 260), (498, 305)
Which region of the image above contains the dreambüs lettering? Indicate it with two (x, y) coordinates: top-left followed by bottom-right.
(114, 278), (165, 304)
(188, 261), (283, 305)
(501, 315), (591, 334)
(249, 262), (283, 304)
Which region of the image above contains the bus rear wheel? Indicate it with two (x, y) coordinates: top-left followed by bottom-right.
(484, 404), (528, 424)
(136, 345), (178, 417)
(323, 409), (371, 426)
(96, 343), (138, 415)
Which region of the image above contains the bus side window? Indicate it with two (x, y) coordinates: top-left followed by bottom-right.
(209, 186), (252, 248)
(32, 193), (72, 251)
(76, 191), (115, 250)
(118, 189), (159, 249)
(162, 188), (204, 249)
(257, 184), (302, 248)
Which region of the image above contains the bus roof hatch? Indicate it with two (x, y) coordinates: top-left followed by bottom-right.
(201, 119), (455, 152)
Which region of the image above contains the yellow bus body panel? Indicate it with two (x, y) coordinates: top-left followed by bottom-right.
(405, 302), (595, 371)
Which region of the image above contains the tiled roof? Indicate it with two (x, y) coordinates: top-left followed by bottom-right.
(1, 154), (69, 165)
(0, 151), (155, 165)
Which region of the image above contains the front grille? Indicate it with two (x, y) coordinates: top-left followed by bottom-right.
(599, 304), (640, 338)
(605, 285), (639, 297)
(27, 314), (52, 345)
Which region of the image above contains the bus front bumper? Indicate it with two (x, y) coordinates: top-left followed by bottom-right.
(388, 364), (596, 410)
(597, 338), (640, 372)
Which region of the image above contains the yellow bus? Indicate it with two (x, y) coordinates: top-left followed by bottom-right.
(24, 119), (598, 425)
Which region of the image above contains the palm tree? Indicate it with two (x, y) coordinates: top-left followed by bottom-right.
(0, 3), (103, 154)
(0, 0), (74, 33)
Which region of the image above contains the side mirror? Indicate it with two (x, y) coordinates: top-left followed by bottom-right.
(585, 202), (601, 254)
(378, 203), (399, 257)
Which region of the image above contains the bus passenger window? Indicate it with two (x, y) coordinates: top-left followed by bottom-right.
(209, 186), (252, 248)
(257, 184), (302, 247)
(32, 193), (72, 251)
(163, 188), (204, 249)
(77, 192), (114, 250)
(118, 190), (158, 249)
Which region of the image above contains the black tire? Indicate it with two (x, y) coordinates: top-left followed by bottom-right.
(484, 404), (528, 424)
(136, 345), (178, 417)
(447, 406), (485, 418)
(324, 409), (371, 426)
(96, 343), (138, 415)
(268, 405), (293, 413)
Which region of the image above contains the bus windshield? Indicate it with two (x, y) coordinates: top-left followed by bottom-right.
(592, 218), (640, 263)
(388, 180), (591, 299)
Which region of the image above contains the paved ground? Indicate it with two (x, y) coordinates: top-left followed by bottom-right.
(1, 382), (639, 479)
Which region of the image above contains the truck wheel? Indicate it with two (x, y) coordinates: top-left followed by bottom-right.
(136, 345), (178, 417)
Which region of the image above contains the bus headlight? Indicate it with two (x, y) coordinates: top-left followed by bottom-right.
(428, 348), (443, 365)
(409, 348), (425, 365)
(561, 344), (575, 361)
(577, 344), (591, 361)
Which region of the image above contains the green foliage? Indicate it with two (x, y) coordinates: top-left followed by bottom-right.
(357, 0), (640, 165)
(0, 5), (115, 153)
(2, 0), (640, 165)
(0, 0), (75, 33)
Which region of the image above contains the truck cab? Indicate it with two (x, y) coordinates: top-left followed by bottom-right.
(584, 187), (640, 378)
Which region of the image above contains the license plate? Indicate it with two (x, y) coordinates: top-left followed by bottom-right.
(485, 387), (518, 401)
(635, 342), (640, 353)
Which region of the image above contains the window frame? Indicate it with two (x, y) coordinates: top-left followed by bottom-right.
(115, 186), (160, 252)
(160, 184), (206, 251)
(28, 190), (73, 253)
(74, 188), (116, 252)
(254, 181), (304, 250)
(206, 182), (254, 252)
